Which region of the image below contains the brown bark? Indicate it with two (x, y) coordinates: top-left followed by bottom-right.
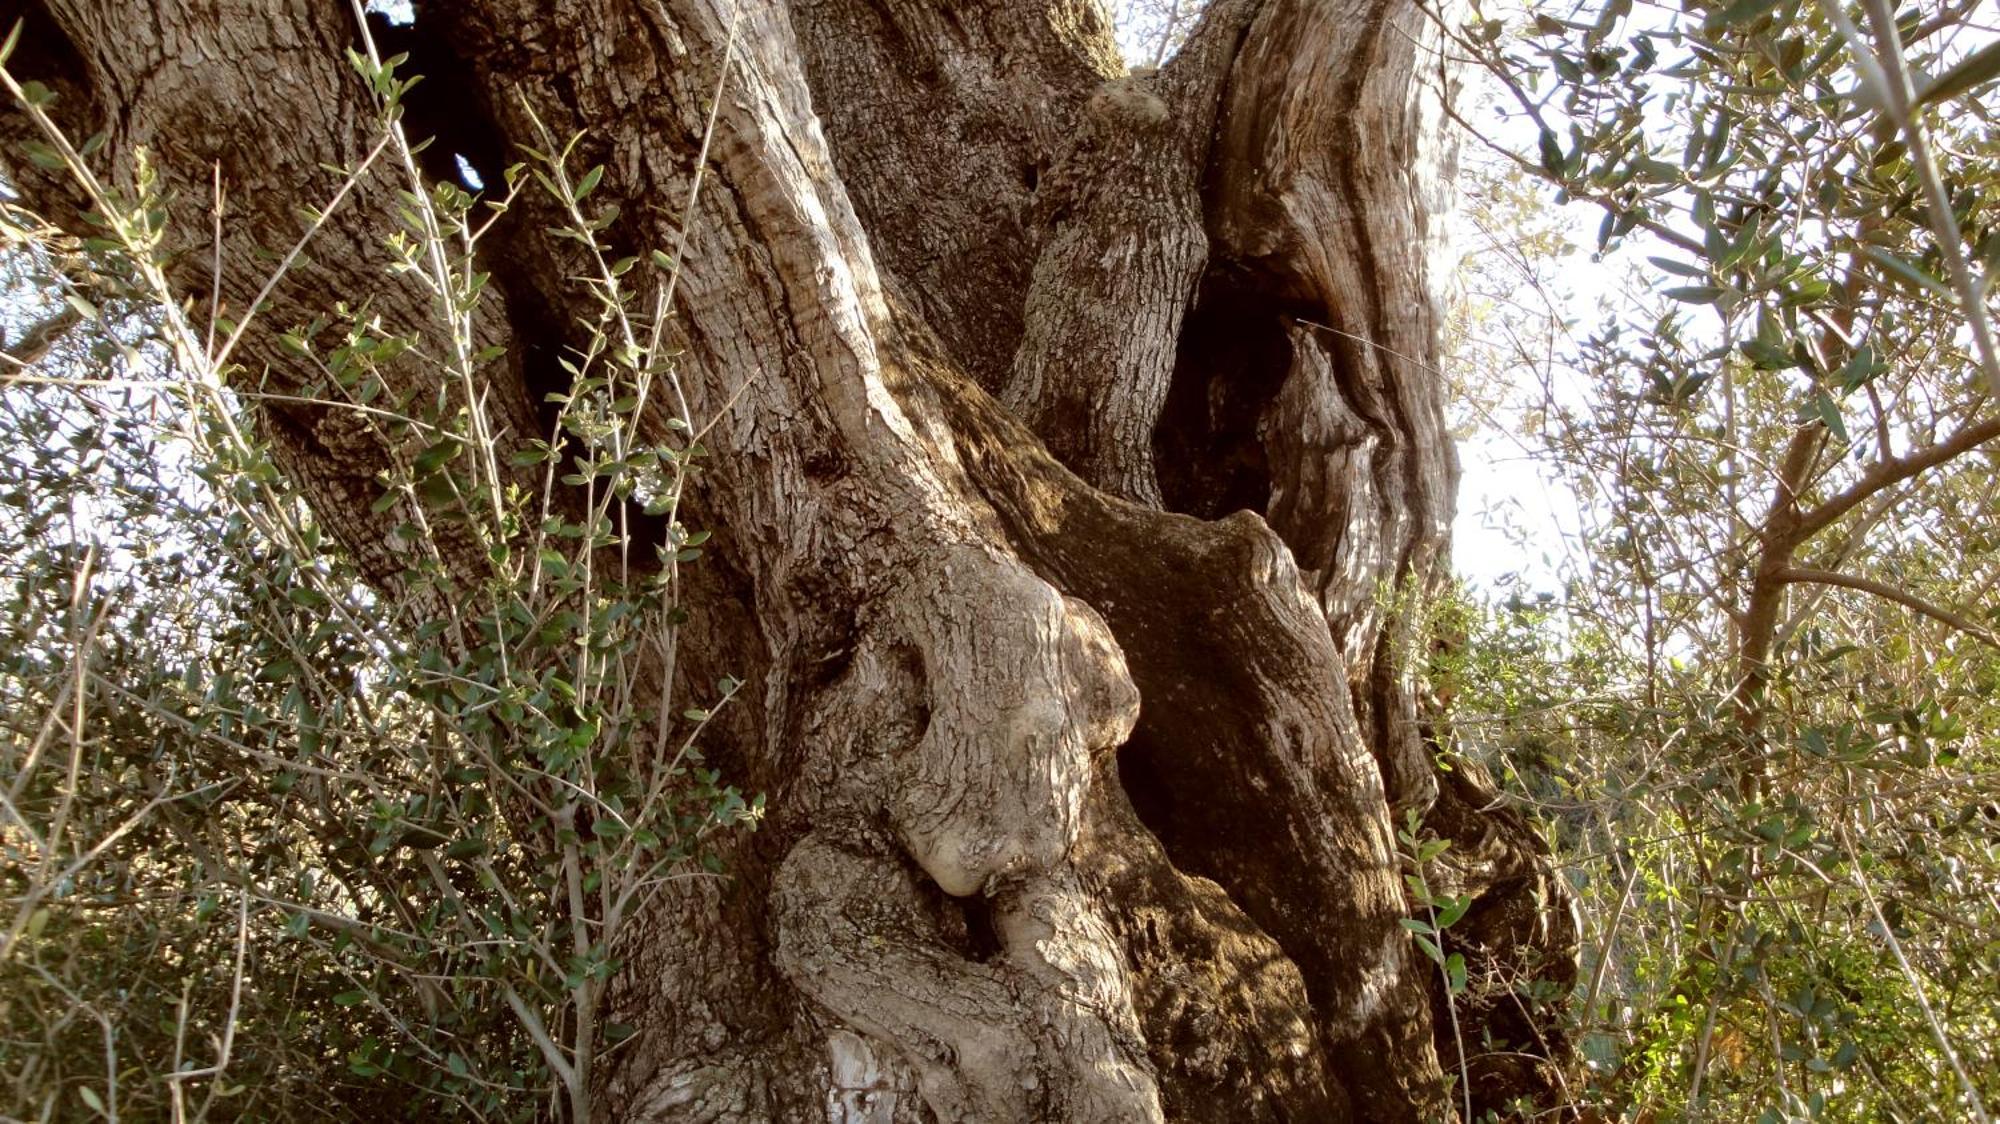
(5, 0), (1576, 1119)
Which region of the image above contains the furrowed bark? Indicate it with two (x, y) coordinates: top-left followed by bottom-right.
(6, 0), (1577, 1118)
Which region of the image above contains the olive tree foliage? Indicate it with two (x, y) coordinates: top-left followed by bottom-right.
(1431, 0), (2000, 1119)
(0, 0), (1581, 1122)
(0, 71), (758, 1121)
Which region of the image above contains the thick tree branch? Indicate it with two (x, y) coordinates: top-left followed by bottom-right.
(790, 0), (1121, 389)
(1794, 411), (2000, 541)
(1735, 410), (1998, 789)
(0, 304), (82, 369)
(1000, 0), (1258, 504)
(1735, 423), (1830, 728)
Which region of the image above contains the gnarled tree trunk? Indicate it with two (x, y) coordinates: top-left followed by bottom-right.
(5, 0), (1576, 1118)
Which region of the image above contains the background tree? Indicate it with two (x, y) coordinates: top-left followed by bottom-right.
(1, 0), (1577, 1120)
(1437, 0), (2000, 1118)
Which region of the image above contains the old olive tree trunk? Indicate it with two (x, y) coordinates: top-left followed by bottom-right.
(6, 0), (1576, 1118)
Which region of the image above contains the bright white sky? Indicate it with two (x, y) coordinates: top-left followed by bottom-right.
(1445, 167), (1605, 597)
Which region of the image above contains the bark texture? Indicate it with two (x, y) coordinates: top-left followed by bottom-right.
(5, 0), (1577, 1119)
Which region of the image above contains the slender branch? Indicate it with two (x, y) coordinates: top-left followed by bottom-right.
(503, 983), (577, 1089)
(1434, 92), (1708, 258)
(1773, 567), (2000, 651)
(1908, 0), (1988, 41)
(163, 884), (250, 1097)
(1822, 0), (2000, 392)
(1839, 827), (1994, 1124)
(1148, 0), (1190, 68)
(1686, 925), (1740, 1114)
(1772, 484), (1905, 651)
(1580, 858), (1642, 1028)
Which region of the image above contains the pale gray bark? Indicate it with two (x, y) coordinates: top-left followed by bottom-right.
(6, 0), (1576, 1119)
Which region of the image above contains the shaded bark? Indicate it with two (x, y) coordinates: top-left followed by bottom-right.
(5, 0), (1577, 1119)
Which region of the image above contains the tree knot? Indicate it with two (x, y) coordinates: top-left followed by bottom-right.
(1087, 78), (1171, 134)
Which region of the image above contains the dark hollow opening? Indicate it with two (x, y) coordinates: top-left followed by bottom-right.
(359, 5), (509, 193)
(1153, 265), (1306, 522)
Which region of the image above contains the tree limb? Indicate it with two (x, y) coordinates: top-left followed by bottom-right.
(1774, 566), (2000, 651)
(1794, 411), (2000, 541)
(0, 305), (83, 370)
